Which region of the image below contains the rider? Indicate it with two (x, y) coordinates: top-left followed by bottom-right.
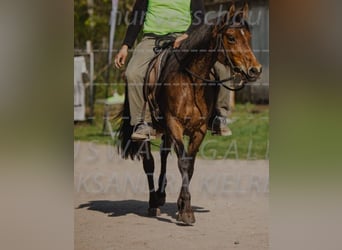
(115, 0), (232, 140)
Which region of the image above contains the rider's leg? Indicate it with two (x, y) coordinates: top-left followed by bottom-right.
(212, 62), (232, 136)
(125, 37), (156, 139)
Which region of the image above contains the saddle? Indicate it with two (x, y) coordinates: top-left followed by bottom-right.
(143, 36), (175, 126)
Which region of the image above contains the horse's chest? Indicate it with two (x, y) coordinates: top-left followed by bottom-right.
(167, 84), (210, 124)
(176, 99), (209, 129)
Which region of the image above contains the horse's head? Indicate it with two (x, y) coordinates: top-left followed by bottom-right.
(214, 3), (262, 82)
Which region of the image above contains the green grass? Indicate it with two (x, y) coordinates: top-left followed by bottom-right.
(198, 103), (269, 160)
(74, 103), (269, 160)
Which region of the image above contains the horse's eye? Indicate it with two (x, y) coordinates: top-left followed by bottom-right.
(227, 35), (235, 43)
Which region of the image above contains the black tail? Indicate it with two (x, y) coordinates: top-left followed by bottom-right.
(114, 84), (143, 160)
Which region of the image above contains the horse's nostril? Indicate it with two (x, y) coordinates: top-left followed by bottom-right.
(248, 67), (259, 76)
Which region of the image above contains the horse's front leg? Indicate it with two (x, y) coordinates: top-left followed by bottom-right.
(176, 152), (196, 224)
(167, 118), (201, 224)
(140, 141), (160, 216)
(176, 128), (206, 224)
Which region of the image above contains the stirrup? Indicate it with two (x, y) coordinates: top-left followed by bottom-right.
(210, 116), (232, 136)
(131, 121), (156, 141)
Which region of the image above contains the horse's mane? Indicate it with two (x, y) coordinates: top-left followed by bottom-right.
(178, 24), (215, 63)
(160, 22), (215, 82)
(160, 13), (250, 82)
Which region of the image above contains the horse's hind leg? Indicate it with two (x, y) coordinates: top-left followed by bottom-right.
(140, 141), (160, 216)
(156, 134), (171, 206)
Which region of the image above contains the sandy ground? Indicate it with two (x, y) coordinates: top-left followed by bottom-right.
(75, 141), (269, 250)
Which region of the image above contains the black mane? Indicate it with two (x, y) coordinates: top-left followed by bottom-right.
(160, 23), (215, 82)
(160, 14), (249, 82)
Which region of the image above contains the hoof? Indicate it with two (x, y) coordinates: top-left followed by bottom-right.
(148, 207), (161, 217)
(176, 211), (195, 224)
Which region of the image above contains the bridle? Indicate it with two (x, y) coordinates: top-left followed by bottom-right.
(170, 22), (249, 91)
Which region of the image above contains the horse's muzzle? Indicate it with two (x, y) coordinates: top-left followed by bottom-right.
(247, 66), (262, 79)
(239, 66), (262, 82)
(233, 64), (262, 82)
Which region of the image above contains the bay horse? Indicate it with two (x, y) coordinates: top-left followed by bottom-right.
(115, 3), (262, 224)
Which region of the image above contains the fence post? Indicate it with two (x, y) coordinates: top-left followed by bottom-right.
(86, 40), (95, 123)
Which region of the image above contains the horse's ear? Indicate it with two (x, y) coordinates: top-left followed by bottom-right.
(233, 2), (248, 24)
(241, 2), (249, 20)
(228, 3), (236, 20)
(215, 3), (235, 33)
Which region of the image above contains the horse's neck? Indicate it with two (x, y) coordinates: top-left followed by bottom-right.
(187, 41), (218, 80)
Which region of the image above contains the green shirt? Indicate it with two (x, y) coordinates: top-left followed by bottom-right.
(143, 0), (192, 35)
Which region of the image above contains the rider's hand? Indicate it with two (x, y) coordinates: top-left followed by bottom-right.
(173, 34), (189, 49)
(114, 45), (128, 69)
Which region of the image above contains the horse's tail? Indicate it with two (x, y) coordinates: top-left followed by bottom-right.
(114, 84), (142, 160)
